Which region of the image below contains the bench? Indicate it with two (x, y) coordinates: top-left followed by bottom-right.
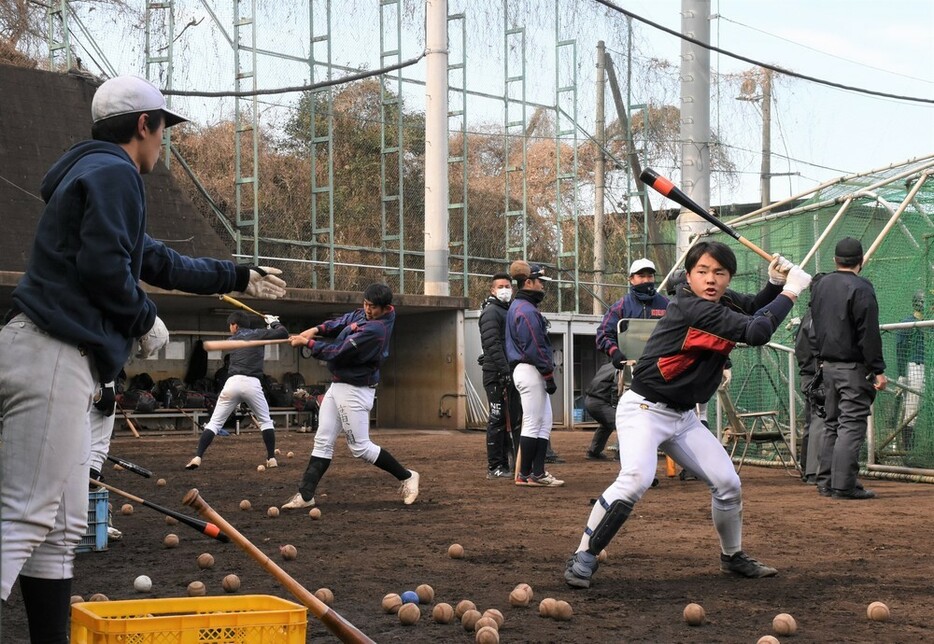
(117, 408), (306, 435)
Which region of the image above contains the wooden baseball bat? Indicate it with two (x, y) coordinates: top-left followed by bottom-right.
(202, 338), (293, 352)
(219, 293), (266, 318)
(116, 402), (141, 438)
(91, 480), (229, 543)
(183, 488), (375, 644)
(639, 168), (773, 262)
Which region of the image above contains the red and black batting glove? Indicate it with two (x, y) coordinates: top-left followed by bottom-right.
(543, 373), (557, 395)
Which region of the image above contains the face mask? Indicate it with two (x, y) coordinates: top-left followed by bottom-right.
(631, 282), (657, 301)
(495, 287), (512, 303)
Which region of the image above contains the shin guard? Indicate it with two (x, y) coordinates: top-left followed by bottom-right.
(586, 497), (633, 555)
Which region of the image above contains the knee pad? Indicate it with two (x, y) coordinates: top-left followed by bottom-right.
(586, 497), (633, 555)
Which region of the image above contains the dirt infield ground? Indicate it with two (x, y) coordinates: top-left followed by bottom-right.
(3, 428), (933, 642)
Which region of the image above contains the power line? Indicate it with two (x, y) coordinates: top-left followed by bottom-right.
(593, 0), (934, 105)
(715, 14), (934, 85)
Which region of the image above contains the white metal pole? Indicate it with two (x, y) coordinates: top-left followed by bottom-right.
(424, 0), (450, 296)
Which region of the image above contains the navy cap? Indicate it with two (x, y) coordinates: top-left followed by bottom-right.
(529, 264), (552, 282)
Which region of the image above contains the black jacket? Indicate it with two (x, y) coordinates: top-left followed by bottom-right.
(794, 309), (819, 378)
(479, 296), (510, 378)
(585, 362), (619, 405)
(810, 270), (885, 375)
(631, 282), (789, 408)
(228, 322), (289, 378)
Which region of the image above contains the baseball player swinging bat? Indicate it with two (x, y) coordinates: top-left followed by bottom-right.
(90, 479), (229, 543)
(640, 168), (773, 262)
(202, 338), (292, 352)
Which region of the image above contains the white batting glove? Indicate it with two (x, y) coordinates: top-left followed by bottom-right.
(244, 266), (287, 299)
(720, 368), (732, 390)
(263, 314), (280, 327)
(136, 316), (169, 358)
(782, 266), (812, 297)
(768, 254), (793, 286)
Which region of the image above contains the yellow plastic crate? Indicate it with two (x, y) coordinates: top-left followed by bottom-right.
(71, 595), (307, 643)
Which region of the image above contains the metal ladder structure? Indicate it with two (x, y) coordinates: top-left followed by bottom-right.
(503, 6), (528, 261)
(379, 0), (405, 291)
(554, 2), (579, 312)
(145, 0), (175, 168)
(447, 9), (469, 295)
(309, 0), (336, 289)
(233, 0), (259, 262)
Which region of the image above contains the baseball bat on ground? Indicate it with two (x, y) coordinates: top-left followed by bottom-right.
(106, 454), (152, 478)
(91, 480), (229, 543)
(218, 294), (266, 319)
(116, 402), (141, 438)
(202, 338), (292, 352)
(183, 488), (374, 644)
(639, 168), (773, 262)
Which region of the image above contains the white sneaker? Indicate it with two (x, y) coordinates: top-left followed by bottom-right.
(107, 526), (123, 541)
(400, 470), (420, 505)
(528, 472), (564, 487)
(266, 457), (278, 469)
(185, 456), (201, 470)
(281, 492), (315, 510)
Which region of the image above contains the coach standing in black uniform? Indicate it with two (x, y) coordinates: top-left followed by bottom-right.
(811, 237), (887, 500)
(479, 273), (522, 478)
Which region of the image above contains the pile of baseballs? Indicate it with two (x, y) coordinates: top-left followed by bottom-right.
(508, 583), (533, 607)
(537, 597), (572, 621)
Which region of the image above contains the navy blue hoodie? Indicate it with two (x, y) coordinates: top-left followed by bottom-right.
(308, 307), (395, 387)
(12, 141), (250, 381)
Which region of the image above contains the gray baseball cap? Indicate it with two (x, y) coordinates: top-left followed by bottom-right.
(92, 75), (188, 127)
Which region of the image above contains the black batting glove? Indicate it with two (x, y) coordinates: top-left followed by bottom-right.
(93, 381), (116, 417)
(611, 352), (626, 369)
(543, 374), (557, 395)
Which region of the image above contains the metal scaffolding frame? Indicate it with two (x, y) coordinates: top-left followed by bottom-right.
(233, 0), (260, 261)
(380, 0), (406, 291)
(555, 1), (579, 312)
(503, 3), (528, 261)
(447, 9), (469, 294)
(309, 0), (336, 289)
(145, 0), (175, 168)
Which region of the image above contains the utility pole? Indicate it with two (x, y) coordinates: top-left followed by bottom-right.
(760, 68), (772, 208)
(594, 41), (606, 314)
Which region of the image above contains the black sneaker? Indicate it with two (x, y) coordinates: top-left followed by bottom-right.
(564, 551), (598, 588)
(486, 466), (512, 479)
(585, 451), (608, 461)
(832, 487), (876, 500)
(720, 551), (777, 578)
(817, 485), (832, 497)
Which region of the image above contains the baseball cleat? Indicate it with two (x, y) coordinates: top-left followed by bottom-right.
(565, 551), (598, 588)
(185, 456), (201, 470)
(107, 526), (123, 541)
(266, 457), (278, 469)
(720, 551), (778, 578)
(281, 492), (315, 510)
(528, 472), (564, 487)
(401, 470), (420, 505)
(832, 487), (876, 500)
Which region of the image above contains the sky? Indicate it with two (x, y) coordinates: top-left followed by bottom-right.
(618, 0), (934, 205)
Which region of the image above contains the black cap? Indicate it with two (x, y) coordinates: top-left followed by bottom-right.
(834, 237), (863, 261)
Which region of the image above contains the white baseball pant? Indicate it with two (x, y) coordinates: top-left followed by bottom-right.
(89, 407), (116, 473)
(312, 382), (381, 462)
(0, 315), (93, 598)
(203, 374), (274, 432)
(577, 389), (743, 555)
(512, 363), (553, 440)
(902, 362), (924, 426)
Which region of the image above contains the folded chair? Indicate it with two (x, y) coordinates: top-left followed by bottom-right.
(718, 389), (799, 476)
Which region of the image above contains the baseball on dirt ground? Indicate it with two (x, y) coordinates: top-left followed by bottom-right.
(165, 515), (178, 526)
(314, 588), (334, 605)
(597, 548), (608, 563)
(516, 582), (533, 600)
(381, 593), (402, 614)
(156, 478), (166, 487)
(553, 600), (573, 621)
(476, 625), (500, 644)
(773, 612), (797, 635)
(120, 503), (133, 515)
(275, 448), (281, 456)
(400, 590), (418, 605)
(187, 581), (206, 597)
(239, 499), (251, 510)
(287, 451), (294, 458)
(508, 587), (529, 607)
(70, 595), (84, 604)
(309, 507), (322, 519)
(683, 603), (705, 626)
(474, 616), (498, 632)
(757, 636), (780, 644)
(88, 593), (109, 602)
(432, 602), (454, 623)
(867, 601), (890, 621)
(133, 575), (152, 592)
(267, 506), (279, 518)
(197, 553), (215, 569)
(448, 543), (465, 559)
(222, 574), (241, 593)
(280, 544), (297, 560)
(398, 602), (420, 625)
(461, 609), (482, 631)
(482, 608), (504, 628)
(415, 583), (434, 603)
(455, 599), (477, 619)
(163, 533), (179, 548)
(257, 464), (266, 472)
(539, 597), (556, 617)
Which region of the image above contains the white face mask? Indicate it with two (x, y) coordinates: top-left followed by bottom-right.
(495, 287), (513, 303)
